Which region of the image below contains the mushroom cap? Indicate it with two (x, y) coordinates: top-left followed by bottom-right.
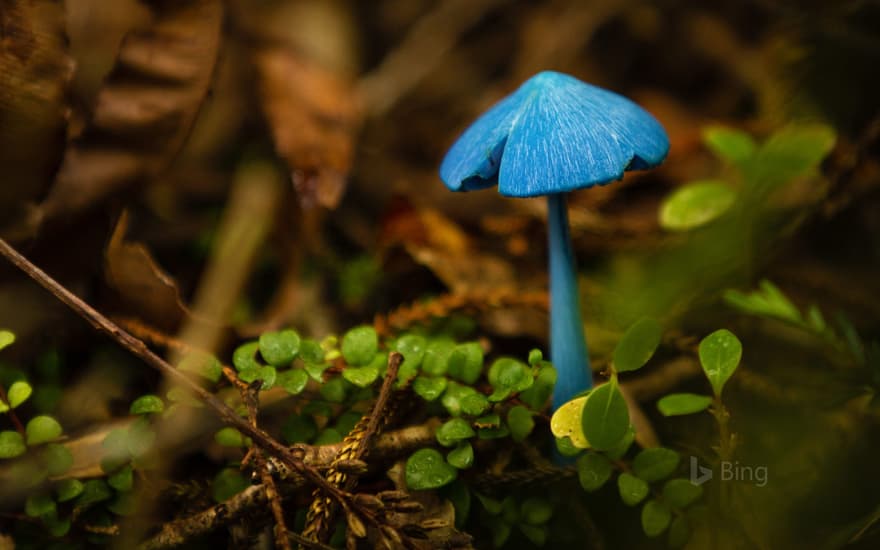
(439, 71), (669, 197)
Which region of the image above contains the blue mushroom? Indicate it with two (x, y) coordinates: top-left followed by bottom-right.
(439, 71), (669, 410)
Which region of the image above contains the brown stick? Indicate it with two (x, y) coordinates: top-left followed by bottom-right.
(0, 238), (344, 503)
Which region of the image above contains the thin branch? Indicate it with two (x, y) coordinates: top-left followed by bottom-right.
(0, 238), (346, 505)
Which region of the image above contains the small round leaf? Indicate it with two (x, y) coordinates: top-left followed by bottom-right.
(406, 448), (457, 490)
(56, 479), (84, 502)
(699, 329), (742, 397)
(26, 415), (63, 445)
(581, 380), (630, 451)
(618, 473), (649, 506)
(576, 452), (613, 492)
(613, 318), (662, 373)
(657, 393), (713, 416)
(641, 499), (672, 537)
(447, 342), (483, 384)
(0, 430), (26, 458)
(660, 180), (736, 231)
(341, 326), (377, 366)
(550, 396), (590, 449)
(259, 329), (300, 366)
(632, 447), (680, 482)
(277, 369), (309, 395)
(507, 406), (535, 442)
(413, 376), (447, 401)
(662, 478), (703, 509)
(130, 395), (164, 415)
(436, 418), (475, 447)
(342, 365), (380, 388)
(8, 381), (32, 408)
(446, 442), (474, 469)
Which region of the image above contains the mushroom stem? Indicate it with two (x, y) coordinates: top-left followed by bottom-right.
(547, 193), (593, 410)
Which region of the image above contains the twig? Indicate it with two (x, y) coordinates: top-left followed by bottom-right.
(301, 352), (403, 544)
(139, 421), (438, 549)
(0, 384), (25, 435)
(0, 238), (349, 508)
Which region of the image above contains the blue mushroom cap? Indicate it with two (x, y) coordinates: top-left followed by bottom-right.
(440, 71), (669, 197)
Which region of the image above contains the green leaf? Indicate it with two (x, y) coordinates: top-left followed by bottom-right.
(0, 399), (7, 413)
(422, 338), (455, 376)
(657, 393), (713, 416)
(581, 379), (630, 451)
(126, 417), (156, 458)
(723, 280), (802, 325)
(660, 180), (736, 232)
(550, 395), (590, 449)
(341, 326), (377, 366)
(528, 349), (543, 365)
(215, 427), (247, 447)
(555, 436), (582, 458)
(394, 334), (427, 370)
(178, 351), (222, 383)
(641, 499), (672, 537)
(519, 365), (557, 410)
(413, 375), (447, 401)
(668, 515), (691, 548)
(633, 447), (680, 482)
(259, 329), (300, 366)
(519, 524), (547, 546)
(319, 377), (347, 403)
(436, 418), (476, 447)
(299, 339), (325, 364)
(577, 452), (612, 491)
(334, 411), (363, 436)
(703, 126), (757, 166)
(108, 465), (134, 492)
(212, 468), (248, 502)
(605, 425), (635, 460)
(521, 497), (553, 525)
(0, 430), (26, 458)
(445, 480), (471, 529)
(618, 473), (649, 506)
(43, 443), (73, 476)
(25, 493), (56, 518)
(304, 361), (329, 382)
(130, 395), (164, 415)
(405, 448), (457, 490)
(46, 514), (72, 537)
(343, 365), (380, 388)
(281, 414), (317, 444)
(447, 342), (483, 384)
(441, 382), (487, 416)
(8, 380), (32, 408)
(446, 442), (474, 469)
(56, 479), (85, 502)
(76, 479), (112, 507)
(26, 415), (63, 445)
(476, 492), (502, 515)
(232, 341), (261, 371)
(507, 405), (535, 442)
(276, 369), (309, 395)
(753, 124), (836, 184)
(474, 413), (500, 429)
(699, 329), (743, 397)
(613, 318), (663, 373)
(0, 330), (15, 351)
(488, 357), (533, 400)
(460, 392), (489, 416)
(663, 478), (703, 509)
(238, 365), (277, 389)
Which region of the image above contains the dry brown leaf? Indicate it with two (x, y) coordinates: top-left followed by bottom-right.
(0, 0), (73, 222)
(104, 210), (190, 332)
(254, 48), (361, 209)
(37, 0), (223, 221)
(380, 199), (515, 293)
